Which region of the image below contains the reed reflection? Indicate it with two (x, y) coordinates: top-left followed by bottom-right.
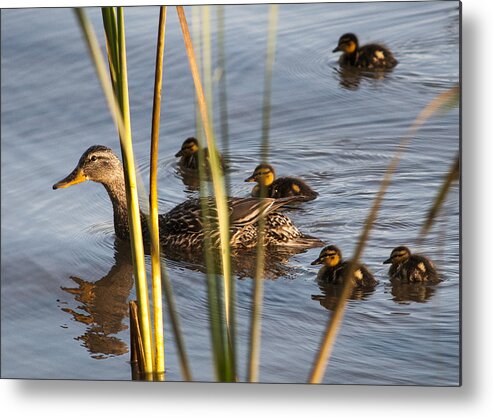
(60, 239), (133, 359)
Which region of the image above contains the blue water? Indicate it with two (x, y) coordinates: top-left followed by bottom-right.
(1, 2), (459, 384)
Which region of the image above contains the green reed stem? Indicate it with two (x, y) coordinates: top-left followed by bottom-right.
(193, 7), (227, 382)
(149, 5), (167, 379)
(160, 262), (193, 380)
(308, 85), (460, 384)
(202, 6), (213, 126)
(197, 163), (228, 381)
(247, 4), (279, 383)
(214, 4), (237, 379)
(191, 6), (204, 144)
(74, 8), (154, 378)
(216, 5), (231, 195)
(176, 5), (235, 381)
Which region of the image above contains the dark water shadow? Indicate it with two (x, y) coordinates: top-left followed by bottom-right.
(60, 239), (134, 359)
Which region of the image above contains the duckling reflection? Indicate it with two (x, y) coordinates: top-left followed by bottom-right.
(60, 239), (133, 358)
(386, 279), (437, 304)
(335, 66), (394, 90)
(311, 281), (377, 312)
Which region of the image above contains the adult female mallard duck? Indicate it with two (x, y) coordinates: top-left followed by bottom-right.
(175, 137), (226, 172)
(244, 163), (318, 201)
(383, 246), (440, 283)
(53, 145), (322, 249)
(332, 33), (397, 70)
(311, 245), (377, 287)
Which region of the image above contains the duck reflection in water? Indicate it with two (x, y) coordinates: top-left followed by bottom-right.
(163, 244), (310, 280)
(311, 281), (377, 311)
(334, 66), (395, 90)
(386, 279), (437, 304)
(60, 239), (133, 359)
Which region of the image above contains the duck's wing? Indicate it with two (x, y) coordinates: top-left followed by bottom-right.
(228, 196), (301, 227)
(360, 44), (397, 68)
(161, 196), (302, 235)
(160, 199), (204, 233)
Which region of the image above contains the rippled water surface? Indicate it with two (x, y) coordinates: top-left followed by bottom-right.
(1, 2), (460, 384)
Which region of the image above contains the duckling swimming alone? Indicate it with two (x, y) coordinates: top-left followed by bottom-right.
(175, 137), (225, 172)
(244, 163), (318, 201)
(311, 245), (377, 287)
(383, 246), (440, 283)
(332, 33), (397, 70)
(53, 145), (322, 250)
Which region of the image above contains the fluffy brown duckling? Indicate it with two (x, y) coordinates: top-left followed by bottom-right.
(244, 163), (318, 201)
(175, 137), (225, 172)
(311, 245), (377, 287)
(383, 246), (440, 283)
(333, 33), (397, 69)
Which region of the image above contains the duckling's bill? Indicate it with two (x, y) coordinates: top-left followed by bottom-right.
(311, 256), (324, 265)
(382, 257), (392, 264)
(53, 167), (87, 190)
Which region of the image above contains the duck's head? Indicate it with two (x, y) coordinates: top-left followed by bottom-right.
(175, 137), (199, 158)
(383, 246), (411, 265)
(53, 145), (123, 190)
(311, 245), (342, 267)
(244, 163), (276, 186)
(333, 33), (358, 54)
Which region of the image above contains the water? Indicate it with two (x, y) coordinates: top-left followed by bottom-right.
(1, 2), (460, 384)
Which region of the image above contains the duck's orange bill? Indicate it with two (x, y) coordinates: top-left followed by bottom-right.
(53, 168), (86, 190)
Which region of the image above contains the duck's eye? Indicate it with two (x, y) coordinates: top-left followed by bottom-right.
(91, 155), (98, 162)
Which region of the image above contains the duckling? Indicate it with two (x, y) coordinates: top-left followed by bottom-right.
(244, 163), (318, 201)
(383, 246), (440, 283)
(311, 245), (377, 287)
(53, 145), (323, 250)
(332, 33), (397, 70)
(175, 137), (225, 172)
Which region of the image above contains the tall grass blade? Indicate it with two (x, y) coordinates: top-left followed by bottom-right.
(247, 4), (279, 383)
(74, 8), (154, 377)
(202, 6), (213, 126)
(308, 85), (460, 384)
(149, 5), (167, 379)
(160, 262), (193, 380)
(215, 5), (236, 380)
(191, 6), (204, 144)
(419, 154), (459, 239)
(216, 5), (230, 194)
(176, 5), (235, 381)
